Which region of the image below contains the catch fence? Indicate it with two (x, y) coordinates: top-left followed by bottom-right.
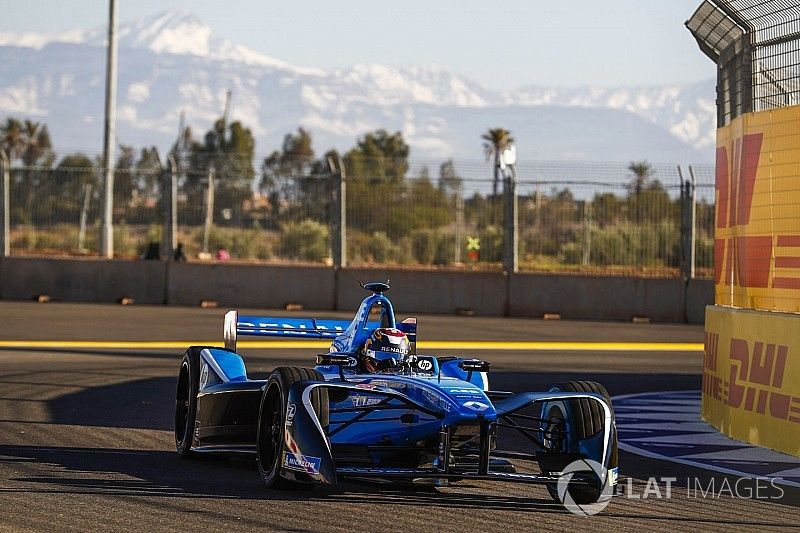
(0, 157), (715, 278)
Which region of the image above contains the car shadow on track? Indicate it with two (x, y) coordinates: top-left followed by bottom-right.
(41, 371), (701, 431)
(0, 443), (567, 511)
(2, 445), (797, 526)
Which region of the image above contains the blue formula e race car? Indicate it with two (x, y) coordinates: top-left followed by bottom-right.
(174, 282), (618, 505)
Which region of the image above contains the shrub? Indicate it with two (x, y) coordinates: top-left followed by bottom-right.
(478, 226), (503, 263)
(411, 229), (437, 264)
(410, 229), (456, 265)
(580, 222), (680, 267)
(348, 230), (402, 264)
(278, 219), (328, 262)
(696, 236), (714, 270)
(186, 226), (275, 260)
(560, 241), (584, 264)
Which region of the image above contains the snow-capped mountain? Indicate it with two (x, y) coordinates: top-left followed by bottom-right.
(0, 10), (716, 162)
(510, 82), (717, 152)
(0, 11), (320, 74)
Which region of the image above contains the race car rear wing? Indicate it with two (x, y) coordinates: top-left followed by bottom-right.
(223, 310), (352, 351)
(223, 310), (418, 351)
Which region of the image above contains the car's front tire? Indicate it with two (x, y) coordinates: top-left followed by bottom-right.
(175, 346), (215, 458)
(539, 380), (618, 505)
(256, 367), (328, 489)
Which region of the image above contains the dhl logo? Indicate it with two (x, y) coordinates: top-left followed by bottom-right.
(704, 332), (800, 423)
(714, 133), (800, 290)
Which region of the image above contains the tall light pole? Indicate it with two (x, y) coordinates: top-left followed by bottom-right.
(501, 145), (518, 274)
(101, 0), (118, 258)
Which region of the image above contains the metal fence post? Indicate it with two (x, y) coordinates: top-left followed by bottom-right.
(78, 183), (92, 253)
(162, 156), (178, 260)
(582, 201), (592, 265)
(0, 151), (9, 257)
(503, 165), (518, 273)
(678, 166), (696, 280)
(202, 164), (215, 255)
(454, 185), (464, 264)
(100, 0), (118, 259)
(329, 156), (346, 268)
(687, 165), (697, 279)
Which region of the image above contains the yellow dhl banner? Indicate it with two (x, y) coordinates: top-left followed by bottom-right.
(703, 305), (800, 457)
(714, 105), (800, 312)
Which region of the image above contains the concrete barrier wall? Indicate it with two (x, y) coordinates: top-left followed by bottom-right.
(0, 257), (713, 322)
(167, 262), (335, 309)
(0, 257), (167, 304)
(686, 279), (714, 324)
(337, 268), (507, 316)
(508, 274), (686, 322)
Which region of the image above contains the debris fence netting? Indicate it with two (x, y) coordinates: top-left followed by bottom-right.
(4, 158), (715, 278)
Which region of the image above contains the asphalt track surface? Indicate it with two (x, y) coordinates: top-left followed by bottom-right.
(1, 301), (798, 532)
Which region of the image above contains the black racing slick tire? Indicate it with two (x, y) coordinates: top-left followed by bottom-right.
(256, 367), (329, 489)
(175, 346), (215, 458)
(540, 380), (618, 505)
(552, 380), (614, 441)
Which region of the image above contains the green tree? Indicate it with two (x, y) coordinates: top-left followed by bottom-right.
(185, 118), (256, 225)
(627, 160), (652, 197)
(20, 121), (54, 168)
(55, 154), (96, 196)
(17, 120), (55, 217)
(30, 153), (97, 226)
(343, 129), (409, 182)
(481, 128), (513, 197)
(592, 192), (625, 228)
(114, 145), (137, 210)
(344, 130), (412, 239)
(260, 128), (336, 227)
(136, 146), (162, 203)
(0, 118), (25, 159)
(261, 127), (316, 202)
(438, 159), (462, 195)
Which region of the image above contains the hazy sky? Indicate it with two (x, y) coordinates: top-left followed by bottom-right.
(1, 0), (714, 90)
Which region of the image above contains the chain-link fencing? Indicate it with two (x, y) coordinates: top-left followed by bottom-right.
(0, 156), (716, 277)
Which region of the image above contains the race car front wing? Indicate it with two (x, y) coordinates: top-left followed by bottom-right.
(281, 380), (615, 489)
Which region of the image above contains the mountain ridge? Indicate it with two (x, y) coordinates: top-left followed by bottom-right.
(0, 10), (716, 163)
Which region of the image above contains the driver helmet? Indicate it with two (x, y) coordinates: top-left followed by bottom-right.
(362, 328), (411, 372)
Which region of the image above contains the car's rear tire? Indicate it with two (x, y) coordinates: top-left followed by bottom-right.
(175, 346), (215, 458)
(540, 380), (618, 505)
(256, 367), (328, 489)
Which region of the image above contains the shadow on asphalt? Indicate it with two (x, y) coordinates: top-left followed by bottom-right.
(26, 368), (799, 519)
(0, 347), (186, 360)
(1, 445), (797, 524)
(43, 371), (701, 431)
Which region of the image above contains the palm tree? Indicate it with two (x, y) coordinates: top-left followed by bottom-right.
(16, 120), (54, 216)
(627, 160), (652, 197)
(0, 118), (25, 160)
(482, 128), (514, 198)
(21, 120), (52, 167)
